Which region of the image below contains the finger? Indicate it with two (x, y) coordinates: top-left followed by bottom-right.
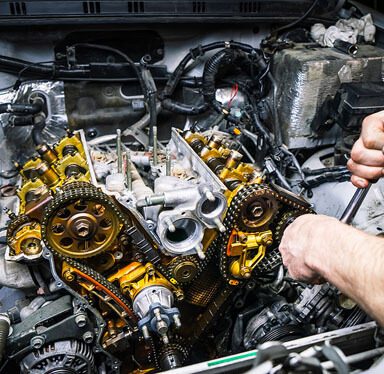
(347, 159), (384, 181)
(361, 114), (384, 150)
(312, 276), (326, 285)
(350, 138), (384, 166)
(351, 175), (370, 188)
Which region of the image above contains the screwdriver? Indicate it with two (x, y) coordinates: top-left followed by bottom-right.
(339, 183), (372, 224)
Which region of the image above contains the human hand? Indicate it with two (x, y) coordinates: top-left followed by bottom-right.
(278, 214), (339, 283)
(348, 111), (384, 188)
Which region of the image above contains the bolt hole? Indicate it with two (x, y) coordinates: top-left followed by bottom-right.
(94, 234), (107, 243)
(93, 204), (105, 216)
(100, 218), (112, 229)
(60, 237), (73, 247)
(52, 223), (65, 234)
(57, 208), (70, 219)
(74, 202), (88, 211)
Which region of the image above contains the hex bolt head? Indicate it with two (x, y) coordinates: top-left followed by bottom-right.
(75, 222), (91, 237)
(251, 203), (264, 218)
(75, 314), (87, 328)
(83, 331), (94, 344)
(31, 336), (45, 349)
(156, 320), (168, 336)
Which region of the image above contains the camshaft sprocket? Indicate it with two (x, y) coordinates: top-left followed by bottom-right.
(41, 183), (124, 259)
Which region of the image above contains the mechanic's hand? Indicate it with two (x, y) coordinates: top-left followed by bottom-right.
(279, 214), (339, 284)
(348, 111), (384, 188)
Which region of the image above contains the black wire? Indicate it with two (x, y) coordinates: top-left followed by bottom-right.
(273, 0), (321, 35)
(0, 60), (55, 92)
(15, 60), (55, 84)
(71, 43), (147, 95)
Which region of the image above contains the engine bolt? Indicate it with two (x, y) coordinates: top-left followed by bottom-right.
(75, 314), (87, 328)
(196, 246), (205, 260)
(165, 218), (176, 233)
(156, 320), (168, 336)
(213, 217), (226, 233)
(173, 314), (182, 329)
(251, 203), (264, 218)
(82, 331), (94, 344)
(165, 147), (172, 176)
(116, 129), (123, 173)
(75, 222), (91, 238)
(240, 267), (251, 279)
(63, 270), (75, 282)
(153, 126), (158, 166)
(30, 336), (45, 349)
(204, 190), (215, 202)
(141, 325), (150, 340)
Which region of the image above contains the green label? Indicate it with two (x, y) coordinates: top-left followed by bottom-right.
(207, 351), (257, 367)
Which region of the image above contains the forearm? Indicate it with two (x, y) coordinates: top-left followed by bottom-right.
(306, 223), (384, 325)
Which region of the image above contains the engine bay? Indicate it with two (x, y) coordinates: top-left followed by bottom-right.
(0, 2), (383, 373)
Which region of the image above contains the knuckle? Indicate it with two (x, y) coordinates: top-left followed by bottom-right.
(363, 136), (377, 149)
(350, 145), (363, 163)
(367, 168), (382, 180)
(347, 159), (356, 171)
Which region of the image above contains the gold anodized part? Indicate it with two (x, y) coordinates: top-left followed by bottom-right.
(8, 221), (42, 256)
(108, 262), (183, 301)
(228, 230), (273, 279)
(47, 198), (122, 258)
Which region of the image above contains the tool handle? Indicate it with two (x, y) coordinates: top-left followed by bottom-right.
(339, 183), (372, 224)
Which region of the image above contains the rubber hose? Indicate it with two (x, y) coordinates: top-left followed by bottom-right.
(161, 99), (208, 115)
(202, 49), (242, 125)
(161, 41), (256, 99)
(0, 314), (10, 362)
(0, 103), (41, 115)
(31, 118), (46, 146)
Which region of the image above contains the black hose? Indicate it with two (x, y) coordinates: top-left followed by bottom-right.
(160, 41), (258, 115)
(202, 49), (243, 125)
(9, 115), (34, 127)
(31, 118), (46, 146)
(0, 315), (10, 362)
(161, 99), (208, 115)
(302, 170), (351, 189)
(303, 166), (349, 176)
(0, 103), (41, 115)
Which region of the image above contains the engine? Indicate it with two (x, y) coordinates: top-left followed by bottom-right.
(0, 10), (382, 374)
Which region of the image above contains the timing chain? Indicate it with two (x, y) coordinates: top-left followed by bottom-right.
(41, 184), (138, 327)
(211, 183), (312, 284)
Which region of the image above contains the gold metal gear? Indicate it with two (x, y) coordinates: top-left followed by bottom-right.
(7, 215), (42, 256)
(166, 256), (200, 284)
(41, 183), (123, 258)
(274, 210), (304, 242)
(234, 185), (279, 232)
